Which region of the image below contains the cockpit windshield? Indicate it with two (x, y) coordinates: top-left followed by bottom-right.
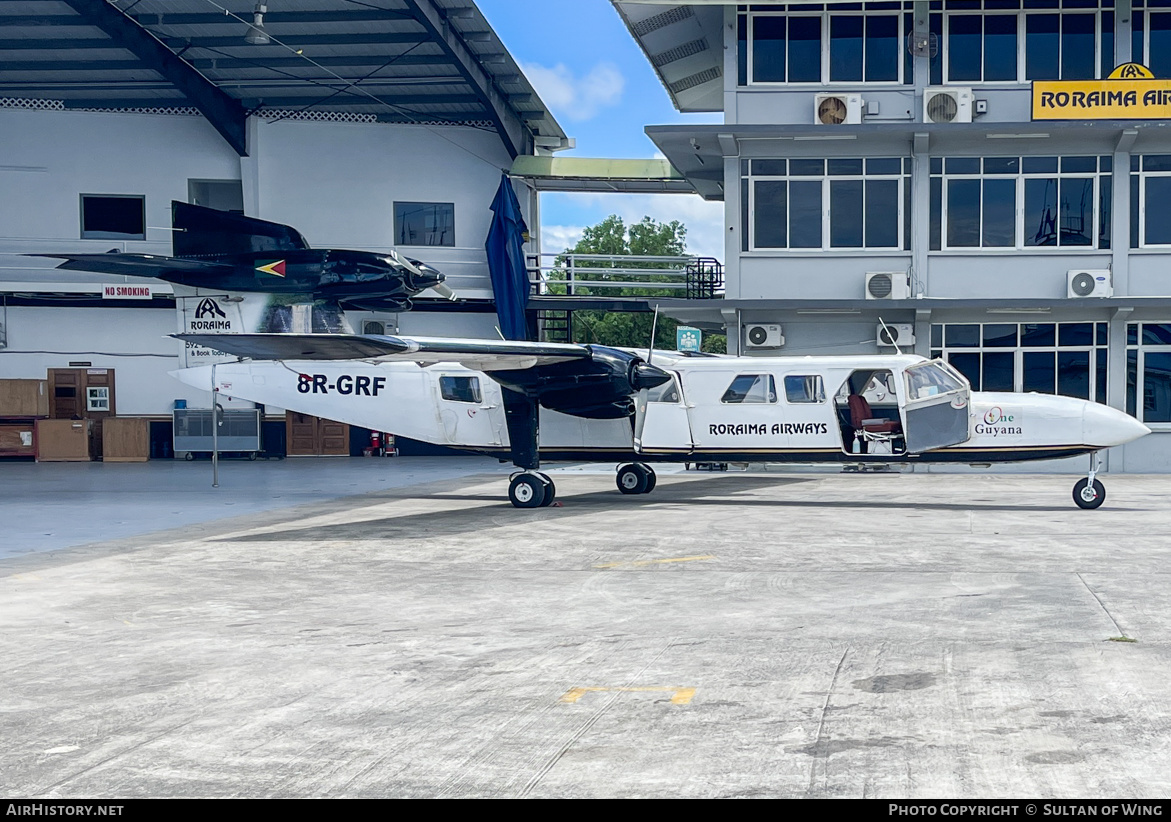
(904, 360), (968, 400)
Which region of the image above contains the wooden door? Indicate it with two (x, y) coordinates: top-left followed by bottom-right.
(49, 368), (115, 458)
(285, 413), (349, 456)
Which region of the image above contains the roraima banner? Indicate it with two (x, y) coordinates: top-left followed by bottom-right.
(1033, 63), (1171, 120)
(174, 287), (349, 367)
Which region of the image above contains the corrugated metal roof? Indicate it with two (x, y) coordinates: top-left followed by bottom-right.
(0, 0), (567, 155)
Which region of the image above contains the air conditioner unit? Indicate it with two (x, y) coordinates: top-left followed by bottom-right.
(1067, 269), (1113, 298)
(924, 87), (973, 124)
(814, 93), (863, 125)
(865, 271), (912, 300)
(877, 323), (916, 348)
(362, 320), (387, 335)
(745, 324), (784, 349)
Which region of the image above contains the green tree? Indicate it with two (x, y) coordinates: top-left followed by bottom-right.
(554, 215), (725, 353)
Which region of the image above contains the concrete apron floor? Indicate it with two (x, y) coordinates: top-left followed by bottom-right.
(1, 467), (1170, 798)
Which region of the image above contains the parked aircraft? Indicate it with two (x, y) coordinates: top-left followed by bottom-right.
(31, 202), (453, 310)
(170, 333), (1150, 510)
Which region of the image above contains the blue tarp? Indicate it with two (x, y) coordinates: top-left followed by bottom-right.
(485, 174), (530, 340)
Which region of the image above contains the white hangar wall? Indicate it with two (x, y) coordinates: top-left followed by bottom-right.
(0, 107), (526, 416)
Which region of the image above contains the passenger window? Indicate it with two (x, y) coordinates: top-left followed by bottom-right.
(784, 375), (825, 403)
(721, 374), (777, 404)
(439, 376), (481, 403)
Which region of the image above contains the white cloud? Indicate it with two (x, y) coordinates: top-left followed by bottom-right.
(544, 193), (725, 261)
(540, 224), (586, 256)
(520, 61), (625, 122)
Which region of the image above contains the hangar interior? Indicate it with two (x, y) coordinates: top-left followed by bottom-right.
(0, 0), (575, 460)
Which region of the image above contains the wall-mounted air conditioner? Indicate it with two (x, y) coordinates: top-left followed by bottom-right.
(362, 320), (387, 336)
(814, 93), (863, 125)
(877, 324), (916, 348)
(865, 271), (912, 300)
(924, 87), (973, 123)
(1067, 269), (1113, 298)
(745, 324), (784, 349)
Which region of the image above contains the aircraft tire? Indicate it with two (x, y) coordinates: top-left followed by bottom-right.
(509, 473), (548, 508)
(1073, 478), (1106, 509)
(617, 463), (650, 495)
(537, 473), (556, 507)
(636, 463), (657, 493)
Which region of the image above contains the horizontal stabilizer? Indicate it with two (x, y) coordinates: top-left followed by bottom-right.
(170, 333), (590, 369)
(28, 253), (234, 278)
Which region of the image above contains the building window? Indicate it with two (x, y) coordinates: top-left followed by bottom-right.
(741, 4), (913, 85)
(930, 155), (1111, 251)
(936, 1), (1114, 83)
(1126, 322), (1171, 423)
(931, 321), (1108, 402)
(1128, 155), (1171, 248)
(394, 201), (454, 247)
(745, 157), (910, 251)
(79, 194), (145, 241)
(1132, 4), (1171, 82)
(722, 374), (777, 404)
(188, 179), (244, 213)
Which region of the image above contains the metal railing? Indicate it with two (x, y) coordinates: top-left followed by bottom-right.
(527, 253), (723, 300)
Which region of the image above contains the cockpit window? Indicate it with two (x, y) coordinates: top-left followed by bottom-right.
(439, 376), (481, 403)
(647, 376), (681, 404)
(784, 375), (826, 404)
(905, 360), (968, 400)
(722, 374), (777, 404)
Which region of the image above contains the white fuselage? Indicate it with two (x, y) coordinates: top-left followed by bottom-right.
(172, 352), (1149, 465)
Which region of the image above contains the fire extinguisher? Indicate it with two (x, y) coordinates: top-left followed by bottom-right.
(370, 431), (382, 456)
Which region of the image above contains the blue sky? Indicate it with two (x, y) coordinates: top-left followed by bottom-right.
(477, 0), (724, 258)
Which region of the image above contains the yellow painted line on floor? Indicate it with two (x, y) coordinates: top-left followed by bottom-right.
(560, 686), (697, 705)
(594, 554), (715, 569)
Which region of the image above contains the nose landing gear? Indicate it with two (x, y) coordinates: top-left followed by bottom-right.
(1073, 454), (1106, 510)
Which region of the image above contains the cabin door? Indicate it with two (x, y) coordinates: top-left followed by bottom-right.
(901, 360), (973, 453)
(634, 372), (692, 455)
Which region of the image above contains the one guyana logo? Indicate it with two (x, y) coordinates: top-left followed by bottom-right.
(976, 406), (1022, 437)
(256, 259), (287, 277)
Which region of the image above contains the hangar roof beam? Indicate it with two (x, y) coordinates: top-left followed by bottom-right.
(56, 0), (248, 156)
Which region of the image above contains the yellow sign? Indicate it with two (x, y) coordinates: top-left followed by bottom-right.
(1033, 64), (1171, 120)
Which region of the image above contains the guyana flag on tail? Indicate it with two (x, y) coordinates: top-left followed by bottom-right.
(256, 259), (286, 277)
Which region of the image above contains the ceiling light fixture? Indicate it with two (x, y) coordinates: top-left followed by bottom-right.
(245, 3), (270, 46)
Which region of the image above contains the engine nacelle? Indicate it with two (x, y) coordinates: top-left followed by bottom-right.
(492, 345), (670, 419)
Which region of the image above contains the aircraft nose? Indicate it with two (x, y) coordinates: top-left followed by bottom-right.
(1082, 402), (1151, 447)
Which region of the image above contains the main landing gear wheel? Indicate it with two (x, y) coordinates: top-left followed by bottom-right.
(1073, 477), (1106, 510)
(509, 472), (555, 508)
(616, 463), (655, 495)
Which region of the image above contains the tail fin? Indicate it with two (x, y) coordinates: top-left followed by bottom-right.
(172, 201), (309, 258)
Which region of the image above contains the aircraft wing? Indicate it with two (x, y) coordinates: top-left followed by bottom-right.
(28, 253), (235, 278)
(170, 333), (591, 370)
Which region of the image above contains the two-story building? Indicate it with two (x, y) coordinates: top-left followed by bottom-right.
(617, 0), (1171, 471)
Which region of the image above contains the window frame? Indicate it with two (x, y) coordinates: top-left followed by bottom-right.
(745, 157), (911, 252)
(438, 375), (482, 404)
(79, 193), (146, 241)
(1126, 322), (1171, 427)
(783, 374), (828, 404)
(932, 156), (1110, 251)
(930, 321), (1108, 402)
(1130, 156), (1171, 249)
(721, 374), (778, 404)
(393, 201), (455, 248)
(745, 7), (909, 86)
